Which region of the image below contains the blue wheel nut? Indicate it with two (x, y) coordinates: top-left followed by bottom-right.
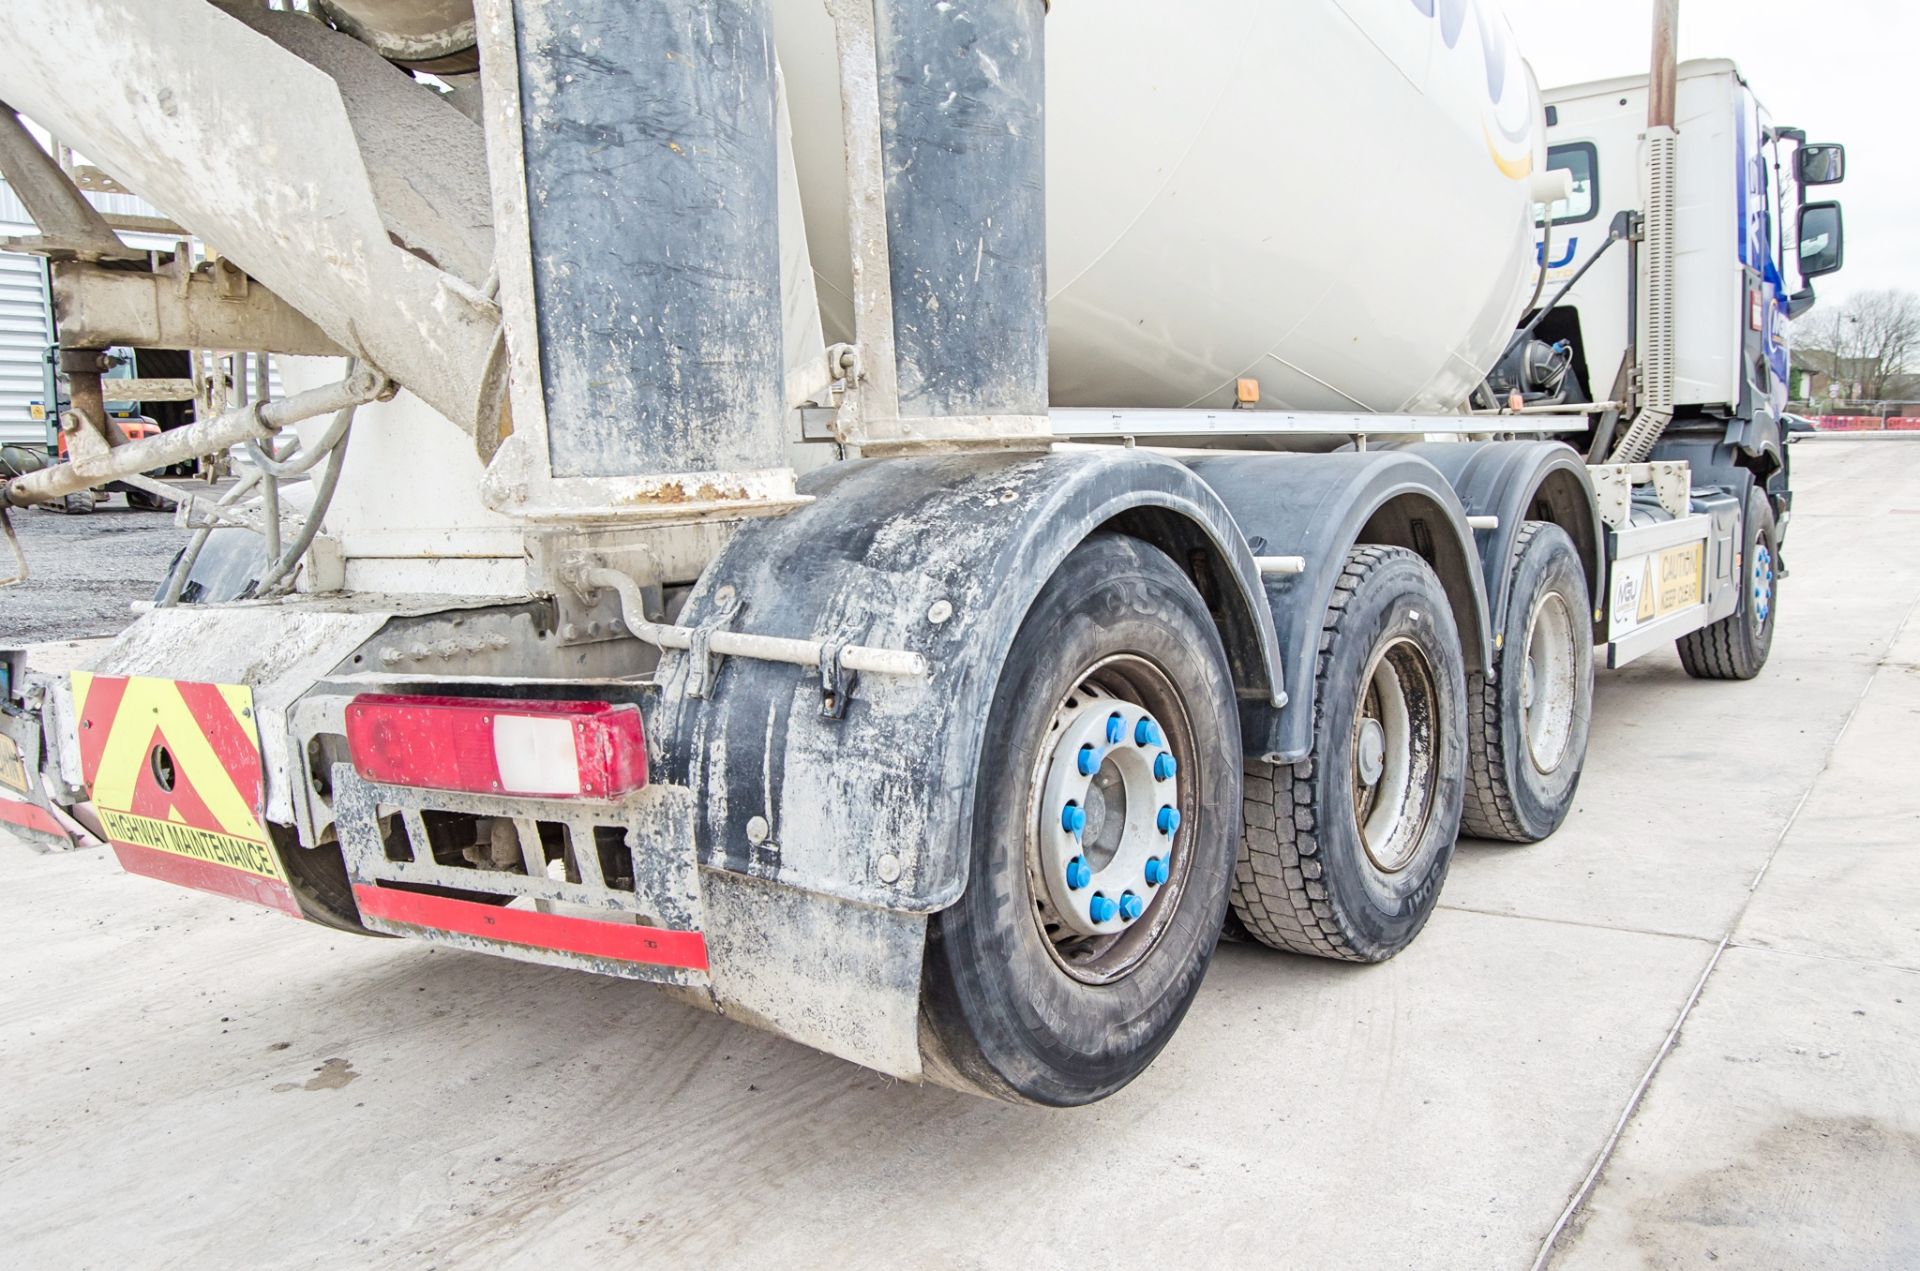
(1144, 856), (1168, 887)
(1066, 856), (1091, 890)
(1157, 805), (1181, 835)
(1153, 752), (1177, 781)
(1062, 802), (1086, 835)
(1134, 718), (1162, 747)
(1119, 891), (1145, 921)
(1106, 713), (1125, 745)
(1077, 744), (1100, 776)
(1089, 893), (1117, 923)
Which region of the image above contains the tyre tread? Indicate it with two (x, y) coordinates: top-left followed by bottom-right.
(1460, 522), (1542, 840)
(1676, 610), (1743, 678)
(1677, 487), (1774, 681)
(1231, 544), (1399, 962)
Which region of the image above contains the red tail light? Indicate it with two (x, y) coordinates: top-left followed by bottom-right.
(344, 695), (647, 798)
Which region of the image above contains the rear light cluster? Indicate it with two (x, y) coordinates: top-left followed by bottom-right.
(344, 695), (647, 799)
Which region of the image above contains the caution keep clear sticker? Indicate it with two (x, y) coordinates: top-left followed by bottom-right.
(69, 673), (289, 884)
(1611, 542), (1706, 638)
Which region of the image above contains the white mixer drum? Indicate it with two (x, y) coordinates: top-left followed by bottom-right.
(773, 0), (1545, 414)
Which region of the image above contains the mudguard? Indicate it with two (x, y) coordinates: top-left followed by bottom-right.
(646, 447), (1285, 914)
(1399, 440), (1605, 634)
(1651, 433), (1765, 502)
(0, 689), (73, 847)
(1185, 451), (1491, 765)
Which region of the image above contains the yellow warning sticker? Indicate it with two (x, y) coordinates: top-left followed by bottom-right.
(97, 808), (289, 882)
(0, 733), (28, 794)
(1656, 543), (1704, 612)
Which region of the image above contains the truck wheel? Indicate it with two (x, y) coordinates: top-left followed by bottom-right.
(1231, 546), (1466, 963)
(1677, 485), (1776, 680)
(126, 487), (170, 511)
(62, 489), (97, 515)
(922, 533), (1241, 1106)
(1461, 522), (1593, 842)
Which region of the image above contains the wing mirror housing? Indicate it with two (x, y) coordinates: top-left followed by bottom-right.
(1797, 143), (1846, 186)
(1798, 202), (1846, 279)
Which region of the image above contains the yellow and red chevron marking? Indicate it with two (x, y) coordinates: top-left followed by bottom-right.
(69, 672), (299, 917)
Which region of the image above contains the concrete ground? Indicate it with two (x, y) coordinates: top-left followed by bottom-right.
(1, 437), (1916, 1269)
(3, 476), (221, 643)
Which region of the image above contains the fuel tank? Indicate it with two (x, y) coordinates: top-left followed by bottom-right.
(774, 0), (1546, 413)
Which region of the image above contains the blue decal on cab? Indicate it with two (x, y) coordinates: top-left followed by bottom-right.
(1538, 237), (1579, 270)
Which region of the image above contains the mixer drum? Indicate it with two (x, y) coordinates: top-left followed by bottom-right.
(773, 0), (1545, 414)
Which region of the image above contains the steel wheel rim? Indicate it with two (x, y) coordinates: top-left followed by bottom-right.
(1523, 590), (1578, 775)
(1351, 637), (1440, 874)
(1027, 654), (1193, 985)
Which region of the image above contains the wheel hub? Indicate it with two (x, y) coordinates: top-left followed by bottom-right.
(1351, 638), (1440, 874)
(1037, 694), (1180, 940)
(1356, 717), (1387, 787)
(1522, 590), (1578, 775)
(1752, 544), (1774, 626)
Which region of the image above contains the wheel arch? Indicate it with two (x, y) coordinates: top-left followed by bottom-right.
(1096, 502), (1283, 713)
(1401, 441), (1605, 638)
(645, 447), (1286, 916)
(1184, 452), (1491, 764)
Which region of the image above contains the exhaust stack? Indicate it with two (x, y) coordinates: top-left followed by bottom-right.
(1608, 0), (1680, 464)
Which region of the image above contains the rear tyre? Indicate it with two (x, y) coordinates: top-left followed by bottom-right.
(1461, 522), (1594, 842)
(61, 489), (97, 515)
(1231, 546), (1467, 963)
(126, 487), (170, 512)
(1677, 485), (1776, 680)
(922, 533), (1241, 1106)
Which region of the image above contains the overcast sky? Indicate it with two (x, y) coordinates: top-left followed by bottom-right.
(1503, 0), (1914, 308)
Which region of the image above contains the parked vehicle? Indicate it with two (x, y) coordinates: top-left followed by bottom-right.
(0, 0), (1846, 1104)
(26, 380), (172, 512)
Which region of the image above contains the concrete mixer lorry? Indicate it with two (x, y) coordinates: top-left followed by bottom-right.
(0, 0), (1848, 1105)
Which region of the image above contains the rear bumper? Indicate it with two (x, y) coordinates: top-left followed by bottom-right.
(14, 605), (937, 1084)
(330, 768), (711, 989)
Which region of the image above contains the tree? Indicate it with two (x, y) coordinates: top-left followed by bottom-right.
(1795, 289), (1920, 402)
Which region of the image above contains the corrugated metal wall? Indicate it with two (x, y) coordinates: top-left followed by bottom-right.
(0, 179), (280, 446)
(0, 224), (51, 446)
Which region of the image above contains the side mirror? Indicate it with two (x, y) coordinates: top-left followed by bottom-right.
(1798, 202), (1846, 278)
(1787, 287), (1818, 320)
(1797, 143), (1846, 186)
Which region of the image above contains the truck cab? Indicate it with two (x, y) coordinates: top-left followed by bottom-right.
(1528, 59), (1847, 486)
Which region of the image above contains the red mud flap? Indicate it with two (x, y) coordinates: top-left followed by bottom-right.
(69, 672), (300, 917)
(0, 792), (66, 841)
(353, 885), (709, 972)
(0, 702), (76, 848)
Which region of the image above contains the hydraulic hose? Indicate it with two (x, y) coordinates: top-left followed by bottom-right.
(1526, 216), (1554, 316)
(252, 408), (354, 595)
(243, 400), (356, 478)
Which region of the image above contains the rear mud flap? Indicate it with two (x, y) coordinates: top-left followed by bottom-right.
(0, 676), (79, 848)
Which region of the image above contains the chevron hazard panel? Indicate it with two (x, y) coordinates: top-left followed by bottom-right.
(69, 672), (299, 916)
